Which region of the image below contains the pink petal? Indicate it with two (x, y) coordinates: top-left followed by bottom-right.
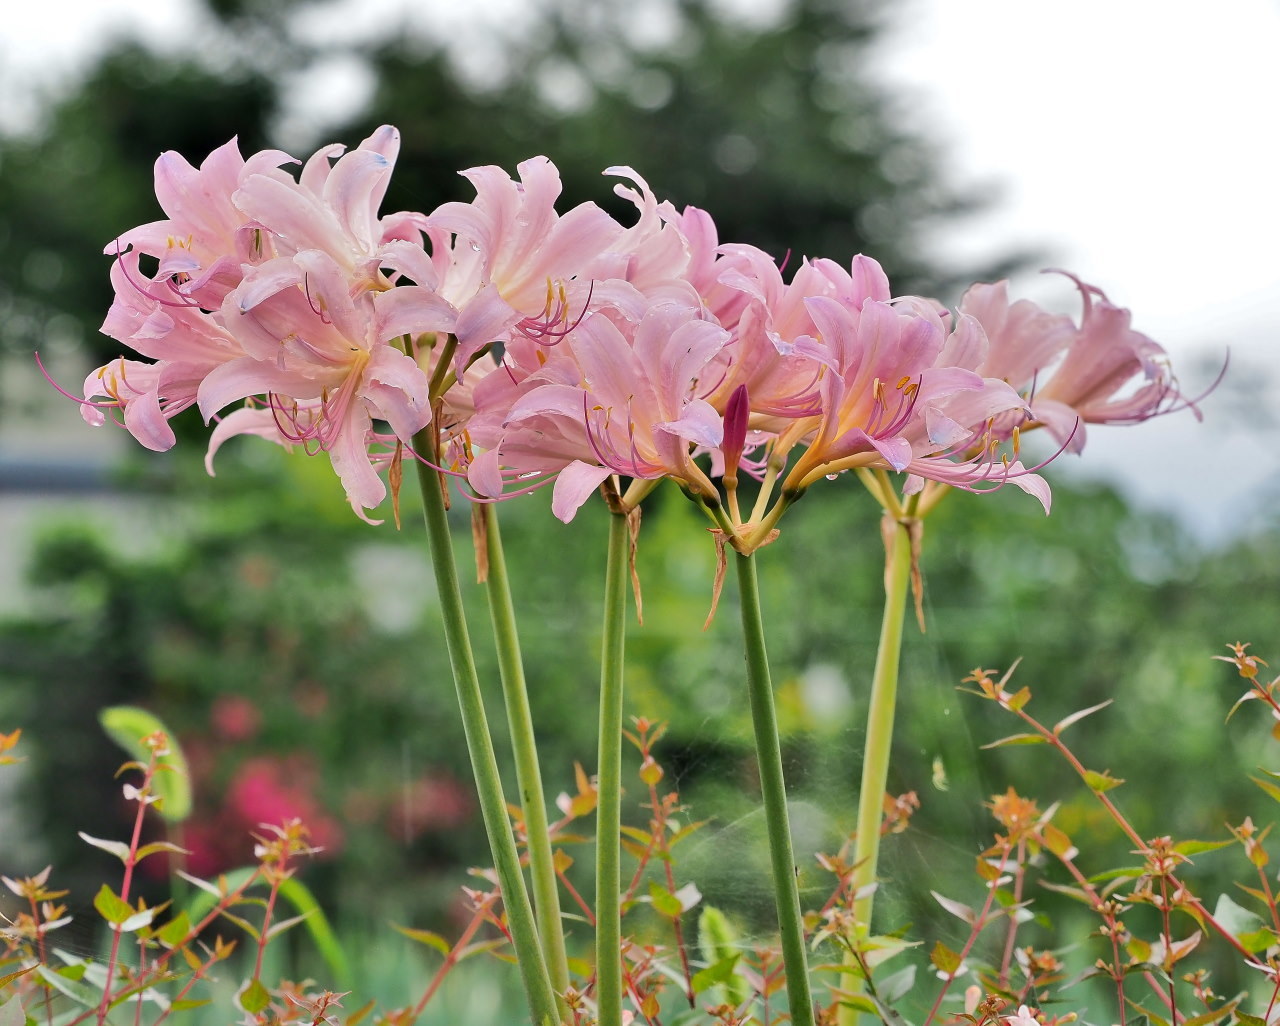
(653, 398), (723, 450)
(233, 256), (304, 312)
(1029, 397), (1086, 454)
(454, 284), (518, 358)
(205, 406), (288, 474)
(378, 238), (441, 290)
(467, 448), (504, 498)
(937, 313), (989, 371)
(235, 173), (347, 260)
(299, 142), (347, 195)
(374, 286), (458, 341)
(326, 404), (386, 517)
(323, 148), (394, 247)
(361, 344), (432, 441)
(197, 357), (324, 421)
(551, 461), (613, 523)
(123, 388), (177, 452)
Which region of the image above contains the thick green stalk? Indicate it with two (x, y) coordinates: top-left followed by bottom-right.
(482, 504), (571, 1011)
(412, 449), (558, 1026)
(838, 515), (913, 1026)
(596, 511), (630, 1026)
(735, 550), (815, 1026)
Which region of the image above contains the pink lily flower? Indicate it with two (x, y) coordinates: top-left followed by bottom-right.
(198, 250), (431, 520)
(959, 273), (1202, 453)
(420, 157), (625, 371)
(779, 294), (1046, 506)
(232, 125), (427, 296)
(108, 136), (294, 310)
(81, 250), (247, 450)
(709, 251), (894, 421)
(468, 301), (731, 522)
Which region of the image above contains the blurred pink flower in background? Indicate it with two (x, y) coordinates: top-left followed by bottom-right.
(210, 694), (262, 742)
(384, 773), (472, 844)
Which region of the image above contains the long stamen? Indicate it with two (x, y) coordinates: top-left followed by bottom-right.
(303, 274), (334, 326)
(35, 353), (125, 410)
(112, 241), (205, 310)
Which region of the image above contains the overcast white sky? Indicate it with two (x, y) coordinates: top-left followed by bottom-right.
(2, 0), (1277, 540)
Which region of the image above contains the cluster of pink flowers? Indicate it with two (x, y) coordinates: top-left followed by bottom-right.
(75, 125), (1198, 525)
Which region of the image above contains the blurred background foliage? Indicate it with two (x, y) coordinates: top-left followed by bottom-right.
(0, 0), (1274, 1012)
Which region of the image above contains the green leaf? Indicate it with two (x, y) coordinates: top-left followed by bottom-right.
(1083, 769), (1124, 793)
(879, 964), (917, 1004)
(1005, 686), (1032, 711)
(690, 954), (739, 995)
(456, 938), (507, 963)
(1125, 1001), (1170, 1026)
(0, 995), (25, 1026)
(1238, 927), (1278, 953)
(929, 940), (963, 976)
(117, 907), (159, 933)
(1173, 839), (1232, 857)
(1211, 893), (1262, 939)
(174, 870), (224, 898)
(1052, 700), (1113, 736)
(1040, 823), (1075, 858)
(35, 965), (99, 1008)
(648, 881), (684, 918)
(392, 925), (451, 956)
(868, 993), (916, 1026)
(237, 978), (270, 1015)
(1087, 866), (1144, 884)
(93, 883), (134, 926)
(264, 912), (312, 941)
(979, 733), (1046, 750)
(183, 868), (352, 989)
(1038, 880), (1095, 905)
(930, 891), (975, 924)
(99, 707), (192, 822)
(0, 967), (36, 990)
(1181, 997), (1239, 1026)
(1250, 775), (1280, 804)
(77, 833), (131, 862)
(156, 911), (192, 948)
(134, 841), (192, 863)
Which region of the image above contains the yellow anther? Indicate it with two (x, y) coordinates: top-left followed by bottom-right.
(896, 375), (911, 390)
(1012, 425), (1022, 455)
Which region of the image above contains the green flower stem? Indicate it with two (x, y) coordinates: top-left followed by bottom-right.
(735, 549), (815, 1026)
(482, 503), (571, 1012)
(837, 514), (913, 1026)
(596, 509), (630, 1026)
(412, 448), (558, 1026)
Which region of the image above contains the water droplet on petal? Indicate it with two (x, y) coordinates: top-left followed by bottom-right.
(825, 473), (840, 481)
(469, 240), (481, 252)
